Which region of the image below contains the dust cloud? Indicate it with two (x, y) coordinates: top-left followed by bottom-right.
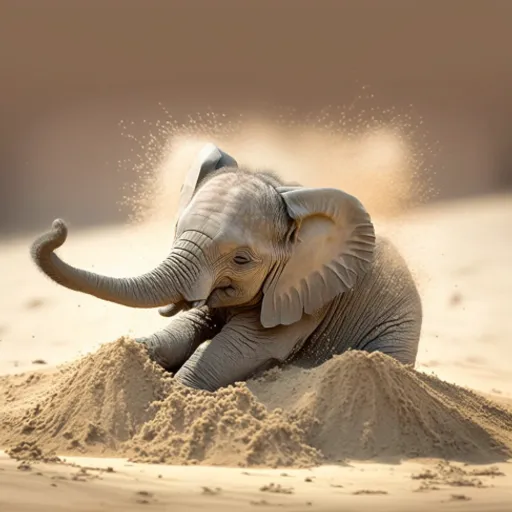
(117, 101), (437, 233)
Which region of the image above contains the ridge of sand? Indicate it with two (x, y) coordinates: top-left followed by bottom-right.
(1, 338), (172, 456)
(1, 338), (511, 468)
(126, 381), (319, 467)
(249, 351), (512, 462)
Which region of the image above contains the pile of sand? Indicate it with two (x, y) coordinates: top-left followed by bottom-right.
(0, 338), (172, 455)
(0, 338), (318, 467)
(1, 338), (511, 467)
(249, 351), (512, 462)
(127, 382), (319, 467)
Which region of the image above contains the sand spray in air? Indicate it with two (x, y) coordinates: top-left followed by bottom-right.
(116, 90), (439, 232)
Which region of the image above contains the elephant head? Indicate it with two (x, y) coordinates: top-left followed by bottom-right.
(31, 143), (375, 327)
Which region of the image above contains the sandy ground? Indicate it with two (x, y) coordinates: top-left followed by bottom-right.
(2, 453), (511, 512)
(1, 192), (511, 511)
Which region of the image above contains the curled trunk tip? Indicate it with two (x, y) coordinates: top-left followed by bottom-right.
(30, 218), (68, 262)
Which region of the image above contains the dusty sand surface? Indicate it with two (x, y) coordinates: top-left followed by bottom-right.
(1, 191), (511, 510)
(1, 453), (511, 512)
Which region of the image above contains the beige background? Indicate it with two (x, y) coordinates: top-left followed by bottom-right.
(1, 0), (511, 235)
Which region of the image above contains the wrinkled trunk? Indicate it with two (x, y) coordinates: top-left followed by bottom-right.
(31, 219), (188, 308)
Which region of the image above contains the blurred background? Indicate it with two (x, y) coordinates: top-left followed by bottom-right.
(1, 0), (511, 235)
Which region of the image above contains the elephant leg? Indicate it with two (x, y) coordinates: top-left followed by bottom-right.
(174, 307), (321, 391)
(136, 307), (225, 373)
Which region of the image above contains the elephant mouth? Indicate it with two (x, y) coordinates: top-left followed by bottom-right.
(206, 282), (237, 306)
(158, 282), (235, 317)
(157, 297), (207, 317)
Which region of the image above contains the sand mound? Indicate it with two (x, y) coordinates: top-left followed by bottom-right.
(0, 338), (317, 467)
(1, 339), (511, 467)
(127, 382), (319, 467)
(0, 337), (172, 454)
(249, 351), (512, 462)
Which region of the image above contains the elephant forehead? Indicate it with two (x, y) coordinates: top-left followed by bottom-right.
(179, 175), (281, 243)
(193, 177), (277, 223)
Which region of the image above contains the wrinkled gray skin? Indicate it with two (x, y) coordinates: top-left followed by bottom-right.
(31, 143), (422, 392)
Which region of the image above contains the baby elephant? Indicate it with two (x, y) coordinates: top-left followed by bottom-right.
(31, 143), (422, 391)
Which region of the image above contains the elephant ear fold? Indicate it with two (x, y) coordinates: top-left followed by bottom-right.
(177, 143), (238, 218)
(261, 187), (375, 328)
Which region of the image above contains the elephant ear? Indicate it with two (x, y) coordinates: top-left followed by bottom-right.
(261, 187), (376, 328)
(176, 142), (238, 218)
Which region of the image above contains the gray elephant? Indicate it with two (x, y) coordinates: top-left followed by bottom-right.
(31, 143), (422, 392)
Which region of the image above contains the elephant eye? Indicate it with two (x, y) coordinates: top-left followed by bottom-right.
(233, 254), (252, 265)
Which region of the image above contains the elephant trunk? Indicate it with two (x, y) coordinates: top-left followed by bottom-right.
(31, 219), (188, 308)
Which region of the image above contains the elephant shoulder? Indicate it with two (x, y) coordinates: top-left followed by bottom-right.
(370, 235), (421, 301)
(373, 235), (408, 268)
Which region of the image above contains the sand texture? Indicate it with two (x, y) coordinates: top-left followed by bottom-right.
(2, 338), (511, 469)
(1, 190), (512, 510)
